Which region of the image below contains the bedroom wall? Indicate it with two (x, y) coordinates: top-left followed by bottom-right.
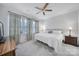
(45, 11), (78, 37)
(78, 11), (79, 45)
(0, 5), (9, 37)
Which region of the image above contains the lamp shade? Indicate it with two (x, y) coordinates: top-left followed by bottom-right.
(69, 26), (72, 36)
(69, 27), (72, 30)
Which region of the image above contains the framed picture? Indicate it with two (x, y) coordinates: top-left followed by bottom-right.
(0, 21), (4, 36)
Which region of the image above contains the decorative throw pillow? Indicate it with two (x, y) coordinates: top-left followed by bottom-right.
(48, 31), (53, 33)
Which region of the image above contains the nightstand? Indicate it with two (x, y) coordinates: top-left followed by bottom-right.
(64, 36), (77, 46)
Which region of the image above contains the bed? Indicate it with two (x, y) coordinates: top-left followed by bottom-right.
(34, 30), (64, 52)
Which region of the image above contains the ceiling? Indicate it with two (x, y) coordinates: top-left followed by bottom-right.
(1, 3), (79, 20)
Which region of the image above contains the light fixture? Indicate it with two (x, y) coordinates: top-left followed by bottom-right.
(69, 27), (72, 36)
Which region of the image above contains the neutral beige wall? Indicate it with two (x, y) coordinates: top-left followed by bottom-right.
(45, 11), (78, 37)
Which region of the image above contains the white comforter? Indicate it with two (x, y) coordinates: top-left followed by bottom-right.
(35, 32), (64, 52)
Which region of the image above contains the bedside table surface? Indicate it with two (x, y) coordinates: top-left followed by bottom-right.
(65, 36), (77, 38)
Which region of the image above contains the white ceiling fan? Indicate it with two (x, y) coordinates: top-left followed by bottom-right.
(35, 3), (52, 15)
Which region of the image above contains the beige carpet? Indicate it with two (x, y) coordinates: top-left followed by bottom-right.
(16, 40), (79, 56)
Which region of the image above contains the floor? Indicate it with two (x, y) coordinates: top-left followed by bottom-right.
(19, 33), (27, 43)
(16, 40), (79, 56)
(16, 40), (56, 56)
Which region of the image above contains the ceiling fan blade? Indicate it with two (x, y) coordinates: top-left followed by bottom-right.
(45, 9), (52, 11)
(35, 7), (42, 10)
(43, 12), (45, 15)
(43, 3), (49, 10)
(36, 11), (41, 14)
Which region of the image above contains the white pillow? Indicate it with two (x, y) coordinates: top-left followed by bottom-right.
(53, 31), (62, 34)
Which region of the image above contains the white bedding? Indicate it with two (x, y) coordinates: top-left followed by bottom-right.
(35, 32), (64, 52)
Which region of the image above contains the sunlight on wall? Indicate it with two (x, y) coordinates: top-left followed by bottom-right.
(39, 24), (46, 32)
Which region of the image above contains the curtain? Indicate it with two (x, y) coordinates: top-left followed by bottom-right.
(15, 15), (21, 44)
(30, 20), (39, 40)
(35, 21), (39, 33)
(9, 12), (21, 45)
(9, 12), (16, 39)
(9, 12), (39, 44)
(20, 16), (30, 41)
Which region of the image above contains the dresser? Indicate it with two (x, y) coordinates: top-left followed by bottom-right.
(0, 38), (16, 56)
(64, 36), (77, 46)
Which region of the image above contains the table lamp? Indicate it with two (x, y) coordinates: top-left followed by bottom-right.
(69, 27), (72, 36)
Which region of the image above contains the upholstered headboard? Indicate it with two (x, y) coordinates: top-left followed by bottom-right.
(46, 29), (64, 34)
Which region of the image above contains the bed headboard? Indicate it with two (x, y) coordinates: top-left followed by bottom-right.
(46, 29), (64, 34)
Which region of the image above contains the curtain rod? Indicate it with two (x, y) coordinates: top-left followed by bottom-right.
(8, 11), (29, 18)
(8, 11), (39, 22)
